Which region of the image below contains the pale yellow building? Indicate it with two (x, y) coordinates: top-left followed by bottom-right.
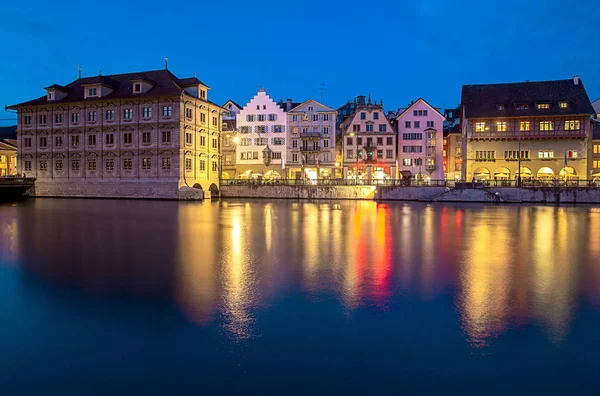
(461, 77), (595, 183)
(0, 139), (17, 176)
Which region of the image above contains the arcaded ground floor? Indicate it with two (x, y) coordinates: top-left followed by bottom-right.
(465, 159), (589, 182)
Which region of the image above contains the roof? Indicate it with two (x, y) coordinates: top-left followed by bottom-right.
(223, 99), (243, 110)
(278, 101), (301, 112)
(8, 69), (213, 109)
(396, 98), (446, 119)
(593, 123), (600, 140)
(0, 139), (17, 151)
(462, 78), (595, 119)
(288, 98), (335, 112)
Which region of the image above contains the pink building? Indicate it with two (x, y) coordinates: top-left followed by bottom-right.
(396, 98), (446, 181)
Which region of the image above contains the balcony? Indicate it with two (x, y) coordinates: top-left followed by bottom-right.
(300, 146), (321, 153)
(470, 129), (586, 140)
(426, 165), (436, 170)
(300, 132), (321, 139)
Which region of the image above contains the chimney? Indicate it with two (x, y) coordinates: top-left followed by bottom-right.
(574, 75), (579, 85)
(286, 98), (292, 111)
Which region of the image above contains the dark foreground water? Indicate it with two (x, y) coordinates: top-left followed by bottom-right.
(1, 199), (600, 395)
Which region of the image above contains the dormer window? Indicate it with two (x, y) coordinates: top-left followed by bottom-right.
(536, 103), (550, 109)
(200, 90), (206, 99)
(88, 87), (98, 97)
(497, 104), (504, 110)
(134, 83), (141, 93)
(515, 103), (529, 110)
(560, 101), (568, 109)
(48, 92), (54, 101)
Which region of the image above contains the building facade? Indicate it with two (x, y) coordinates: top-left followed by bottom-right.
(443, 125), (462, 181)
(461, 77), (595, 183)
(396, 99), (446, 181)
(235, 89), (288, 179)
(593, 123), (600, 181)
(341, 101), (397, 181)
(223, 100), (242, 121)
(0, 139), (17, 176)
(286, 99), (337, 180)
(8, 69), (223, 199)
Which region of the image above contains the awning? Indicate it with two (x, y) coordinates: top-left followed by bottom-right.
(400, 170), (412, 177)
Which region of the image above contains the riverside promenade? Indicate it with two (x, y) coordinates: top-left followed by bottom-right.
(220, 179), (600, 204)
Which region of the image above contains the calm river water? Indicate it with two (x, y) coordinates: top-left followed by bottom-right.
(1, 199), (600, 395)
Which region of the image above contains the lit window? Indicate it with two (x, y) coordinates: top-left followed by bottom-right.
(124, 109), (133, 119)
(161, 157), (171, 170)
(559, 102), (568, 109)
(475, 122), (486, 132)
(163, 106), (173, 117)
(564, 120), (580, 130)
(594, 144), (600, 154)
(536, 103), (550, 109)
(144, 107), (153, 118)
(538, 151), (554, 159)
(142, 158), (151, 170)
(496, 122), (507, 131)
(497, 104), (504, 110)
(515, 104), (529, 110)
(539, 121), (553, 131)
(520, 121), (530, 131)
(567, 150), (578, 159)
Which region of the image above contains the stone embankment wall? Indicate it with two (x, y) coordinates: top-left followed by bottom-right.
(31, 180), (206, 200)
(221, 184), (600, 204)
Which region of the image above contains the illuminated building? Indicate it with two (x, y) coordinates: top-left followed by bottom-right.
(0, 139), (17, 176)
(341, 96), (397, 181)
(395, 98), (446, 181)
(286, 99), (337, 180)
(461, 77), (595, 182)
(8, 67), (223, 198)
(592, 123), (600, 181)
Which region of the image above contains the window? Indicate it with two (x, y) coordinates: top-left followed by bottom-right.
(564, 120), (580, 130)
(106, 159), (114, 171)
(402, 146), (423, 153)
(24, 116), (32, 125)
(402, 133), (423, 140)
(360, 112), (366, 120)
(379, 124), (387, 132)
(536, 103), (550, 109)
(403, 158), (412, 166)
(39, 115), (47, 124)
(323, 114), (330, 121)
(200, 90), (206, 99)
(308, 106), (313, 111)
(377, 137), (383, 145)
(414, 121), (420, 128)
(258, 114), (265, 122)
(247, 115), (255, 122)
(538, 151), (554, 159)
(256, 126), (267, 134)
(386, 150), (393, 159)
(475, 122), (486, 132)
(346, 137), (353, 145)
(241, 126), (251, 134)
(124, 109), (133, 119)
(162, 131), (171, 143)
(268, 114), (277, 121)
(405, 121), (411, 128)
(496, 122), (507, 132)
(199, 160), (205, 171)
(323, 140), (329, 148)
(475, 151), (495, 160)
(185, 133), (193, 145)
(520, 121), (530, 131)
(142, 132), (151, 144)
(162, 157), (171, 170)
(515, 104), (529, 110)
(594, 160), (600, 169)
(257, 137), (267, 145)
(55, 136), (63, 147)
(134, 83), (141, 93)
(124, 132), (132, 144)
(272, 137), (284, 146)
(56, 160), (63, 171)
(88, 159), (97, 171)
(497, 104), (505, 110)
(313, 114), (319, 121)
(88, 134), (96, 146)
(185, 158), (192, 171)
(163, 106), (172, 117)
(39, 137), (47, 147)
(292, 139), (298, 148)
(426, 121), (434, 128)
(560, 102), (568, 109)
(24, 160), (32, 171)
(323, 127), (329, 134)
(504, 150), (530, 159)
(23, 137), (32, 148)
(123, 158), (133, 170)
(39, 160), (47, 171)
(200, 113), (206, 123)
(71, 135), (80, 147)
(144, 107), (153, 118)
(292, 153), (298, 162)
(346, 149), (353, 159)
(71, 112), (80, 123)
(594, 144), (600, 154)
(88, 111), (97, 122)
(567, 150), (578, 159)
(387, 137), (393, 145)
(105, 133), (114, 145)
(377, 150), (383, 159)
(357, 137), (363, 145)
(106, 110), (115, 120)
(88, 87), (98, 97)
(539, 121), (553, 131)
(142, 158), (151, 170)
(353, 125), (360, 132)
(212, 161), (218, 172)
(212, 138), (217, 149)
(373, 112), (379, 120)
(72, 159), (80, 171)
(55, 114), (63, 123)
(366, 125), (373, 132)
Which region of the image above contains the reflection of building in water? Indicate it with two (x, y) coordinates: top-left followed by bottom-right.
(0, 213), (18, 265)
(585, 209), (600, 304)
(176, 203), (218, 326)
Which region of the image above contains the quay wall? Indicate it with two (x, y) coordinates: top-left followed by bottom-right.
(221, 184), (600, 204)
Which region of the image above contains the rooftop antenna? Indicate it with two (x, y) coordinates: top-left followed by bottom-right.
(194, 71), (197, 78)
(320, 83), (327, 102)
(78, 66), (82, 79)
(99, 70), (102, 76)
(165, 57), (169, 70)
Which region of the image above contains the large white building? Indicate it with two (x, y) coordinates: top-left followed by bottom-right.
(286, 99), (337, 180)
(235, 89), (288, 179)
(396, 98), (446, 181)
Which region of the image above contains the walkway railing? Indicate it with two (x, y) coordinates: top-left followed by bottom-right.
(221, 178), (600, 188)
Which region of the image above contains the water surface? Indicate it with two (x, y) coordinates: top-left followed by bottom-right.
(1, 199), (600, 395)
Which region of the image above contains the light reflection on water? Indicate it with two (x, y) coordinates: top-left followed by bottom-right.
(2, 199), (600, 350)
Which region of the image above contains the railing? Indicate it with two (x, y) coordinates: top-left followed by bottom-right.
(300, 146), (321, 152)
(220, 178), (600, 188)
(300, 132), (322, 139)
(470, 130), (586, 139)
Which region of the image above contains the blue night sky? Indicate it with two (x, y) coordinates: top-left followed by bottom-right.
(1, 0), (598, 126)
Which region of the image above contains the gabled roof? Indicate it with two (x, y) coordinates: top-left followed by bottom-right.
(8, 69), (214, 109)
(0, 139), (17, 151)
(44, 84), (70, 92)
(396, 98), (446, 119)
(223, 99), (243, 110)
(462, 78), (595, 118)
(288, 98), (335, 112)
